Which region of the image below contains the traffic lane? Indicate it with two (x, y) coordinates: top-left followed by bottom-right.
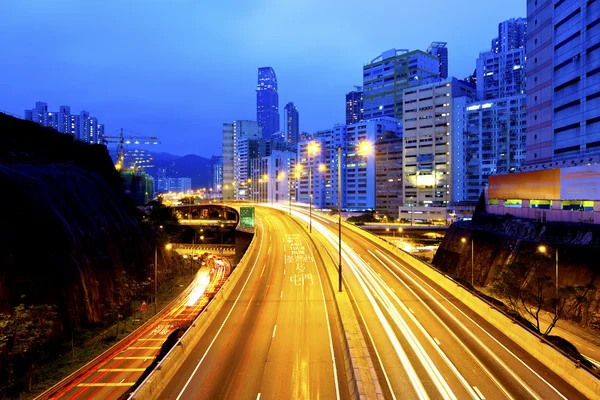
(339, 235), (474, 399)
(304, 216), (423, 400)
(156, 218), (268, 398)
(258, 213), (342, 400)
(341, 224), (587, 400)
(345, 234), (524, 400)
(212, 214), (287, 399)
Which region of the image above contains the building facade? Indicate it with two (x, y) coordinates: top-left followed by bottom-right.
(427, 42), (449, 79)
(257, 67), (280, 139)
(402, 78), (476, 208)
(363, 49), (440, 121)
(156, 177), (192, 194)
(453, 95), (527, 202)
(222, 123), (235, 200)
(211, 155), (223, 196)
(251, 150), (296, 204)
(526, 0), (600, 164)
(376, 128), (403, 218)
(23, 101), (104, 143)
(345, 87), (364, 124)
(284, 102), (299, 147)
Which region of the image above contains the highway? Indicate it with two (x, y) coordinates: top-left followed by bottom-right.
(44, 257), (228, 400)
(157, 207), (349, 400)
(290, 207), (587, 400)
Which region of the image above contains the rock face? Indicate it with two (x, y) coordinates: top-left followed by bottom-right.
(0, 113), (152, 327)
(433, 211), (600, 331)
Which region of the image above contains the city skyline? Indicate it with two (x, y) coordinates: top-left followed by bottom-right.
(0, 0), (525, 156)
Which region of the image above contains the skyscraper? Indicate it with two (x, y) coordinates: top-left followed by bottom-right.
(427, 42), (449, 79)
(222, 120), (262, 200)
(526, 0), (600, 165)
(257, 67), (280, 139)
(345, 87), (363, 125)
(363, 49), (440, 121)
(476, 18), (526, 100)
(491, 18), (527, 54)
(284, 102), (299, 146)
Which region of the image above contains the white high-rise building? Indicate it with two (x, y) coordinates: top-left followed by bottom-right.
(402, 78), (476, 208)
(222, 120), (262, 200)
(23, 102), (103, 143)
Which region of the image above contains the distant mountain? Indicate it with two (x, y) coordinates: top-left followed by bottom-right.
(147, 152), (213, 189)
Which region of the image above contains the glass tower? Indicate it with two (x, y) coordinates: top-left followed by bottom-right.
(257, 67), (280, 139)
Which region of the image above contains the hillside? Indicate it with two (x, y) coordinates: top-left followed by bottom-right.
(147, 152), (213, 189)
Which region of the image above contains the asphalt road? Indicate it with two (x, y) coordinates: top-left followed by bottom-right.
(158, 207), (349, 400)
(292, 208), (588, 400)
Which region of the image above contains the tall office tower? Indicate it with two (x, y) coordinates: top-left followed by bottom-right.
(476, 18), (527, 101)
(402, 78), (476, 207)
(56, 106), (71, 133)
(453, 96), (527, 202)
(526, 0), (600, 165)
(363, 49), (440, 121)
(222, 123), (235, 200)
(224, 120), (262, 200)
(427, 42), (449, 79)
(345, 86), (364, 124)
(284, 102), (299, 146)
(257, 67), (280, 139)
(211, 155), (223, 195)
(376, 127), (403, 218)
(492, 18), (527, 53)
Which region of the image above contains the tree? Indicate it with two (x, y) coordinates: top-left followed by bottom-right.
(492, 260), (592, 336)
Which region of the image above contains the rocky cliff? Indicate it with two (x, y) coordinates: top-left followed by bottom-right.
(0, 113), (156, 324)
(433, 210), (600, 330)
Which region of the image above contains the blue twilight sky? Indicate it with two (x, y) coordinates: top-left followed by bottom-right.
(0, 0), (525, 157)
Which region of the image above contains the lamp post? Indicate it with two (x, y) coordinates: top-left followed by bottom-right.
(292, 164), (302, 215)
(307, 142), (321, 233)
(220, 223), (225, 246)
(337, 141), (371, 292)
(155, 243), (172, 314)
(461, 237), (474, 287)
(538, 245), (559, 303)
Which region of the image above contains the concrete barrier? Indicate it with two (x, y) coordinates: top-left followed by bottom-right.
(129, 227), (260, 399)
(342, 220), (600, 400)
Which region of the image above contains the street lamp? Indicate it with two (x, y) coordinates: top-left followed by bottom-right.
(154, 243), (173, 314)
(461, 237), (474, 287)
(292, 164), (302, 215)
(308, 142), (321, 233)
(220, 223), (225, 246)
(336, 140), (372, 292)
(538, 245), (559, 302)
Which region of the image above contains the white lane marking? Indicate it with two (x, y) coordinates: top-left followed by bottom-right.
(175, 221), (266, 400)
(434, 338), (441, 346)
(374, 249), (545, 400)
(280, 291), (283, 299)
(256, 393), (261, 400)
(302, 231), (341, 400)
(408, 308), (415, 315)
(473, 386), (485, 400)
(284, 269), (286, 276)
(272, 325), (277, 338)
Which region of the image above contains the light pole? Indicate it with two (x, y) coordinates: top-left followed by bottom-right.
(155, 243), (172, 314)
(538, 245), (559, 303)
(337, 141), (371, 292)
(292, 164), (302, 215)
(220, 223), (224, 246)
(461, 237), (474, 287)
(307, 141), (321, 233)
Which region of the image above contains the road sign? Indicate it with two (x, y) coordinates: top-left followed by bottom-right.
(139, 301), (148, 312)
(239, 207), (255, 228)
